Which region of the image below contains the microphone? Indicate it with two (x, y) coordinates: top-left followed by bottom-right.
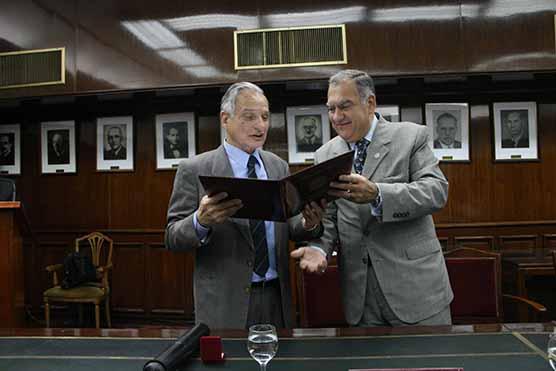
(143, 322), (210, 371)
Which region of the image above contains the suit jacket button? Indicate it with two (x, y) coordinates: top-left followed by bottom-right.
(247, 260), (253, 267)
(245, 286), (251, 294)
(362, 256), (368, 265)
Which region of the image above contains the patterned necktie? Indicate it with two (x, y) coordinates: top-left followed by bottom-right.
(353, 138), (370, 175)
(247, 155), (269, 277)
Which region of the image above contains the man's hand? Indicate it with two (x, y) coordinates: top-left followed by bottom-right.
(197, 192), (243, 226)
(301, 199), (327, 230)
(290, 247), (328, 274)
(329, 174), (378, 204)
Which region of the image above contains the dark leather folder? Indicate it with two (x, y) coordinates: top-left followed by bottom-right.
(199, 150), (354, 222)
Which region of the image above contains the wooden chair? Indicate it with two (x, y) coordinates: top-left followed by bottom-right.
(43, 232), (113, 328)
(444, 247), (546, 324)
(297, 264), (347, 328)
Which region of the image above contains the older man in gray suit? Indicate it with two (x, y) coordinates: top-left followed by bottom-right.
(165, 82), (325, 329)
(292, 70), (453, 326)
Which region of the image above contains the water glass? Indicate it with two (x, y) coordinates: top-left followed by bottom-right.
(247, 324), (278, 371)
(548, 331), (556, 370)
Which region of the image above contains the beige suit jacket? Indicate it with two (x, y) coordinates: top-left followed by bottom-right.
(165, 146), (319, 329)
(313, 117), (453, 324)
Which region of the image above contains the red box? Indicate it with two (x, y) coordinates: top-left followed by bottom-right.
(200, 336), (225, 362)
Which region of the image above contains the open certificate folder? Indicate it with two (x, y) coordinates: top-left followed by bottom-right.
(198, 150), (355, 222)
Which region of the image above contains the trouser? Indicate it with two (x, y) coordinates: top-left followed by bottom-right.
(359, 255), (452, 327)
(246, 278), (284, 329)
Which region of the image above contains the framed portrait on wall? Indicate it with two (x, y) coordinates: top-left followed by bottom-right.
(493, 102), (538, 161)
(286, 105), (330, 164)
(96, 116), (133, 171)
(376, 105), (400, 122)
(41, 120), (77, 174)
(0, 124), (21, 175)
(425, 103), (470, 162)
(155, 112), (196, 170)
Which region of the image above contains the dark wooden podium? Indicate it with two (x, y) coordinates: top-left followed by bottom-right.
(0, 201), (30, 327)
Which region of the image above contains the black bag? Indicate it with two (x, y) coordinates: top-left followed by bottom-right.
(61, 251), (97, 289)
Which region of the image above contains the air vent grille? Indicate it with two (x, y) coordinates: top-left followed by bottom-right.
(0, 47), (65, 89)
(235, 25), (346, 69)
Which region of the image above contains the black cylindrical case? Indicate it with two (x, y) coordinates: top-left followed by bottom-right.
(143, 322), (210, 371)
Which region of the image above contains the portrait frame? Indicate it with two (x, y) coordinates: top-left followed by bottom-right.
(96, 116), (134, 171)
(0, 124), (21, 175)
(286, 105), (330, 164)
(493, 101), (538, 161)
(155, 112), (196, 170)
(425, 103), (470, 162)
(376, 105), (400, 122)
(41, 120), (77, 174)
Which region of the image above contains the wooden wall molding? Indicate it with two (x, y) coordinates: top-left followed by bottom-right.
(23, 221), (556, 325)
(1, 1), (556, 98)
(453, 236), (495, 251)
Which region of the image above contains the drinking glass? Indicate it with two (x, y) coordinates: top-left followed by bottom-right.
(548, 331), (556, 370)
(247, 324), (278, 371)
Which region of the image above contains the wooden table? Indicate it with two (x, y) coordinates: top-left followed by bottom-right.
(0, 323), (554, 371)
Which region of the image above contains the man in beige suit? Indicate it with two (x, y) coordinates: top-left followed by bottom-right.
(165, 82), (325, 329)
(292, 70), (453, 326)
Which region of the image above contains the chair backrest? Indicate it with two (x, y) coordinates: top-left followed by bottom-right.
(444, 247), (502, 324)
(75, 231), (113, 269)
(297, 265), (347, 328)
(0, 177), (16, 201)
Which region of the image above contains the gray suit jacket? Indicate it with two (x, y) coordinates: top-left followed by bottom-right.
(165, 145), (319, 329)
(313, 117), (453, 325)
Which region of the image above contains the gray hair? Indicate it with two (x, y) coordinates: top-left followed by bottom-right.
(329, 69), (375, 103)
(220, 82), (265, 117)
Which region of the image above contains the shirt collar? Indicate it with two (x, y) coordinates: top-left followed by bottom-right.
(223, 140), (263, 168)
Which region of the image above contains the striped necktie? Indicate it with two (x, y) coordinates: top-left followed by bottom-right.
(247, 155), (269, 277)
(354, 138), (370, 175)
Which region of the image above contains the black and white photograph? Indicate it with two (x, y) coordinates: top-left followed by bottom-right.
(41, 121), (76, 174)
(286, 105), (330, 164)
(97, 116), (133, 171)
(0, 125), (21, 175)
(493, 101), (537, 161)
(425, 103), (470, 162)
(376, 105), (400, 122)
(155, 112), (196, 169)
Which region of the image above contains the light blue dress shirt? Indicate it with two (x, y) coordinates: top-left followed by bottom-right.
(193, 142), (277, 282)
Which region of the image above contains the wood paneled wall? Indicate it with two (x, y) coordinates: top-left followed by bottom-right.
(2, 74), (556, 324)
(1, 0), (556, 99)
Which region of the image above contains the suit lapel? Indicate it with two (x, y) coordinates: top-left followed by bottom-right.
(211, 146), (234, 177)
(213, 146), (253, 246)
(259, 150), (280, 181)
(358, 118), (392, 229)
(331, 137), (352, 158)
(361, 118), (391, 179)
